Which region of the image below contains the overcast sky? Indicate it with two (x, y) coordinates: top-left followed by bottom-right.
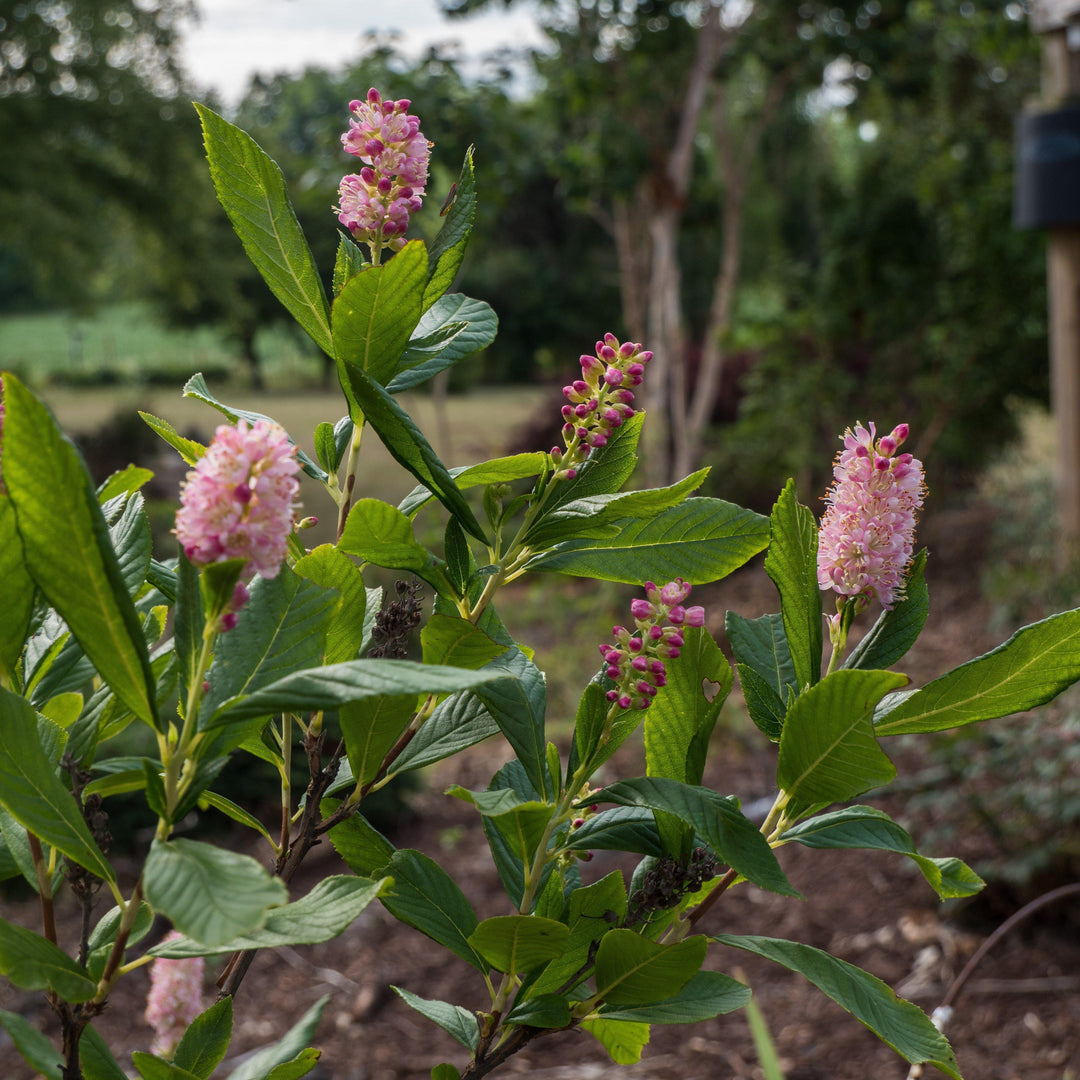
(179, 0), (546, 105)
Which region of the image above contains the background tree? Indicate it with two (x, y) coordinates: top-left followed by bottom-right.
(0, 0), (195, 309)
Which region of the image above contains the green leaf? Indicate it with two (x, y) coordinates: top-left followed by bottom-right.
(876, 607), (1080, 735)
(200, 568), (337, 726)
(86, 902), (154, 980)
(341, 693), (415, 789)
(424, 147), (477, 309)
(599, 969), (750, 1023)
(782, 806), (984, 899)
(387, 689), (499, 776)
(0, 916), (98, 1001)
(594, 930), (706, 1006)
(468, 915), (569, 975)
(181, 374), (327, 482)
(777, 669), (906, 807)
(335, 362), (487, 540)
(338, 498), (439, 580)
(505, 993), (571, 1028)
(844, 551), (929, 671)
(379, 849), (489, 972)
(140, 411), (205, 466)
(529, 871), (627, 997)
(387, 295), (498, 393)
(745, 988), (786, 1080)
(443, 517), (471, 596)
(260, 1050), (322, 1080)
(713, 934), (961, 1078)
(431, 1065), (460, 1080)
(324, 803), (396, 877)
(97, 464), (155, 504)
(78, 1024), (129, 1080)
(392, 986), (479, 1050)
(109, 493), (152, 595)
(562, 806), (666, 857)
(0, 687), (115, 883)
(580, 1018), (650, 1064)
(524, 470), (709, 547)
(421, 614), (506, 670)
(293, 544), (368, 664)
(447, 784), (554, 864)
(599, 777), (798, 897)
(644, 627), (732, 854)
(397, 454), (548, 517)
(3, 376), (156, 727)
(174, 997), (233, 1079)
(132, 1053), (204, 1080)
(174, 551), (203, 708)
(197, 790), (276, 846)
(223, 995), (328, 1080)
(205, 658), (509, 728)
(143, 838), (287, 948)
(726, 611), (798, 741)
(332, 240), (427, 387)
(0, 494), (34, 681)
(196, 103), (332, 356)
(542, 412), (644, 516)
(152, 876), (389, 956)
(313, 422), (337, 474)
(473, 648), (550, 799)
(0, 1006), (62, 1079)
(525, 498), (768, 585)
(764, 480), (822, 691)
(333, 233), (366, 296)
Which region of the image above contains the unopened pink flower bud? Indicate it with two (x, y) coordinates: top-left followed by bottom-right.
(684, 606), (705, 627)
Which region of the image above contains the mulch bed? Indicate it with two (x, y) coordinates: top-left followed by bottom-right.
(2, 502), (1079, 1079)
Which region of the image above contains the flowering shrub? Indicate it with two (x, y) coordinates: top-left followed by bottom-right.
(1, 91), (1080, 1080)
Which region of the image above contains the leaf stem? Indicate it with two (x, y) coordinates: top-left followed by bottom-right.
(336, 422), (364, 541)
(28, 833), (57, 944)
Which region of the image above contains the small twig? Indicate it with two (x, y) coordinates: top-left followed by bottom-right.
(686, 867), (739, 930)
(271, 944), (360, 992)
(905, 881), (1080, 1079)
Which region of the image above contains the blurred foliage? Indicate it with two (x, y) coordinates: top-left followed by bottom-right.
(0, 0), (1053, 488)
(902, 427), (1080, 894)
(0, 0), (195, 308)
(905, 706), (1080, 893)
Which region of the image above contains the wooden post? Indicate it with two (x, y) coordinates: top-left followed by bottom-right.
(1048, 228), (1080, 569)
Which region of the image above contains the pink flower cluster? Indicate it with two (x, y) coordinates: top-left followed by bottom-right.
(551, 334), (653, 480)
(144, 933), (204, 1058)
(174, 419), (300, 580)
(817, 421), (925, 609)
(336, 88), (431, 253)
(599, 580), (705, 710)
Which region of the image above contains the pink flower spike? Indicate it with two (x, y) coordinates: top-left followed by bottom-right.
(175, 419), (300, 580)
(145, 933), (205, 1059)
(817, 420), (926, 608)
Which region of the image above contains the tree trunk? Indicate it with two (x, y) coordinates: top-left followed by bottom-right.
(637, 10), (729, 484)
(674, 73), (792, 481)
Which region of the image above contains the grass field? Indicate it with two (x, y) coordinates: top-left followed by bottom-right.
(0, 301), (321, 386)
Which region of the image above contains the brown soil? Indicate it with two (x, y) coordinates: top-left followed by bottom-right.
(2, 502), (1079, 1080)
